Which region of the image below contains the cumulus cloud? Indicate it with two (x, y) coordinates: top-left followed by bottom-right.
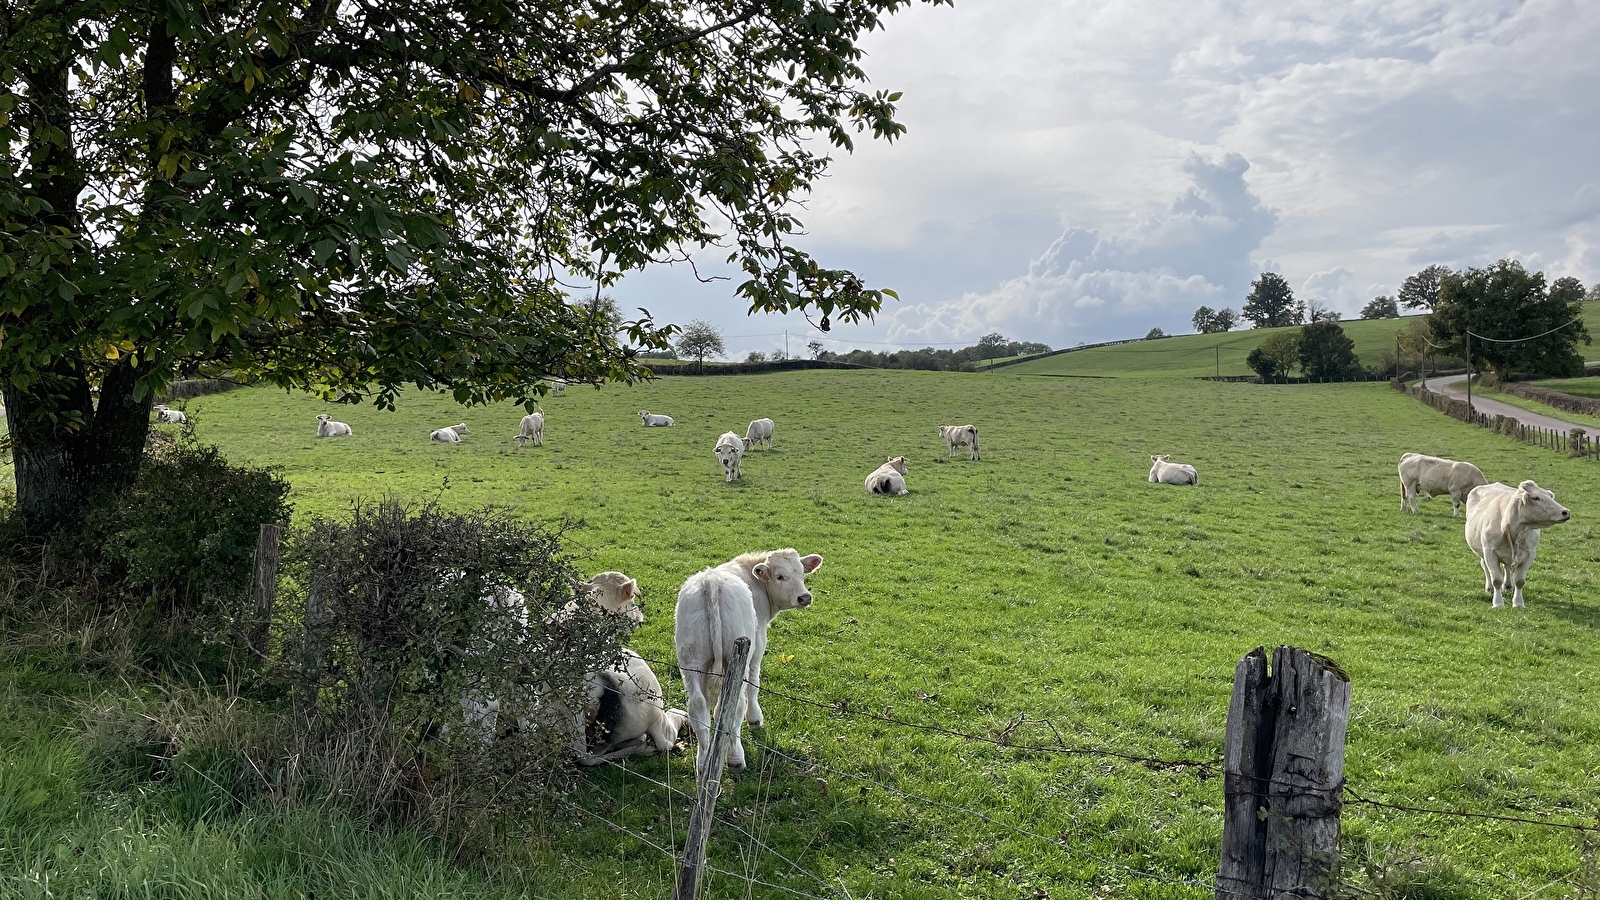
(885, 154), (1275, 344)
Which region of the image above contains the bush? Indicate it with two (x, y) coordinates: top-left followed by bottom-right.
(1247, 332), (1301, 380)
(1298, 321), (1360, 378)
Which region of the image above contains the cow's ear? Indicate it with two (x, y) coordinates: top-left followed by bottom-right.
(626, 578), (639, 598)
(1518, 480), (1540, 494)
(800, 554), (823, 574)
(752, 563), (771, 582)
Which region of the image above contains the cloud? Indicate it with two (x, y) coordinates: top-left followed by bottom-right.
(885, 154), (1275, 344)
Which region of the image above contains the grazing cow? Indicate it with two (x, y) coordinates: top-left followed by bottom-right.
(516, 412), (545, 448)
(315, 414), (353, 437)
(674, 549), (823, 772)
(577, 650), (689, 766)
(714, 431), (745, 482)
(153, 404), (187, 424)
(431, 423), (470, 443)
(1148, 455), (1198, 486)
(639, 411), (674, 427)
(550, 379), (567, 397)
(1399, 452), (1487, 517)
(938, 424), (980, 460)
(565, 571), (645, 625)
(744, 418), (775, 451)
(1465, 480), (1571, 608)
(865, 456), (909, 495)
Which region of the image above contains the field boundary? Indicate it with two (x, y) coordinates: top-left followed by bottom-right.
(982, 338), (1142, 370)
(1396, 378), (1600, 460)
(646, 359), (874, 376)
(1495, 380), (1600, 418)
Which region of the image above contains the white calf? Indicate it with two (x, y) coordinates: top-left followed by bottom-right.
(639, 411), (674, 427)
(516, 412), (545, 448)
(1148, 455), (1198, 486)
(1399, 452), (1487, 517)
(431, 423), (470, 443)
(714, 431), (745, 482)
(744, 418), (775, 451)
(550, 379), (567, 397)
(1465, 480), (1571, 608)
(674, 549), (823, 772)
(316, 414), (353, 437)
(154, 404), (187, 424)
(563, 571), (644, 625)
(865, 456), (909, 495)
(576, 650), (689, 766)
(938, 424), (980, 460)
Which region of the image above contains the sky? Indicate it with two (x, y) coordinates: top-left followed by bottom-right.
(610, 0), (1600, 359)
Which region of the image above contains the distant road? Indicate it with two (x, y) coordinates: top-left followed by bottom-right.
(1421, 374), (1588, 436)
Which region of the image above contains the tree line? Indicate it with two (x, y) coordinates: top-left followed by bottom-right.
(657, 325), (1052, 372)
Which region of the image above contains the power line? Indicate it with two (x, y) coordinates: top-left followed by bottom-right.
(1467, 315), (1585, 344)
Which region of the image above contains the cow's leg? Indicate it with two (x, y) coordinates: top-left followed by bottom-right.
(577, 737), (651, 766)
(681, 666), (713, 772)
(744, 652), (765, 729)
(1478, 554), (1494, 594)
(1489, 560), (1507, 608)
(1512, 553), (1533, 608)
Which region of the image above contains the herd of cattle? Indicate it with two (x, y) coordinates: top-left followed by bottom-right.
(148, 389), (1578, 772)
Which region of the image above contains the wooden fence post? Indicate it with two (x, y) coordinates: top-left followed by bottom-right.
(673, 636), (752, 900)
(1218, 646), (1351, 900)
(248, 523), (282, 655)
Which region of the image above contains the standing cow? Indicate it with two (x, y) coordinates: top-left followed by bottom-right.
(516, 412), (544, 448)
(714, 431), (745, 482)
(1148, 455), (1198, 486)
(1464, 480), (1570, 608)
(674, 549), (823, 773)
(865, 456), (909, 495)
(938, 424), (980, 460)
(1399, 452), (1487, 517)
(744, 418), (775, 451)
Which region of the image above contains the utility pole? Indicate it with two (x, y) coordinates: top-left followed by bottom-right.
(1465, 330), (1473, 417)
(784, 330), (789, 359)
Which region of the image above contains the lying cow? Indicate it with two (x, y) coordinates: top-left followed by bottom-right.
(675, 548), (823, 773)
(516, 412), (544, 448)
(1399, 452), (1486, 517)
(316, 414), (353, 437)
(639, 410), (674, 427)
(865, 456), (909, 495)
(744, 418), (775, 451)
(153, 404), (187, 424)
(1148, 455), (1198, 486)
(1465, 480), (1571, 608)
(939, 424), (980, 460)
(431, 422), (470, 443)
(577, 650), (689, 766)
(714, 431), (745, 482)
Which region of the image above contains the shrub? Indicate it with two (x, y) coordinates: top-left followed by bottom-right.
(1298, 321), (1360, 378)
(1247, 332), (1301, 380)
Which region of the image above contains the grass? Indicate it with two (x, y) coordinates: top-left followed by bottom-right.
(1527, 376), (1600, 400)
(8, 370), (1600, 899)
(1482, 386), (1600, 430)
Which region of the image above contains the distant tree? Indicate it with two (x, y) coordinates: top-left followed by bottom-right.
(807, 340), (826, 359)
(1145, 327), (1167, 340)
(1430, 260), (1590, 379)
(1588, 282), (1600, 303)
(974, 333), (1010, 359)
(1242, 273), (1302, 328)
(1246, 331), (1301, 380)
(770, 348), (788, 361)
(1298, 322), (1359, 378)
(1210, 308), (1239, 333)
(1306, 298), (1342, 323)
(1399, 264), (1453, 311)
(1191, 307), (1216, 332)
(1360, 296), (1400, 319)
(745, 350), (768, 363)
(676, 320), (727, 372)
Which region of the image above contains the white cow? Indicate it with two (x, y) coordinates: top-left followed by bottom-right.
(577, 650), (689, 766)
(674, 548), (823, 773)
(1148, 455), (1198, 486)
(563, 571), (644, 625)
(516, 412), (545, 448)
(865, 456), (909, 495)
(1465, 480), (1571, 608)
(639, 411), (674, 427)
(430, 423), (470, 443)
(744, 418), (775, 451)
(153, 404), (187, 424)
(315, 414), (353, 437)
(549, 379), (567, 397)
(1399, 452), (1487, 517)
(714, 431), (745, 482)
(938, 424), (980, 460)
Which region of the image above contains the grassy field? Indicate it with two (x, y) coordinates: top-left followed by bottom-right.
(1484, 386), (1600, 430)
(1528, 376), (1600, 400)
(7, 371), (1600, 899)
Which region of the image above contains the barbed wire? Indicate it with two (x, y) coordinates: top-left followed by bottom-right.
(1343, 787), (1600, 834)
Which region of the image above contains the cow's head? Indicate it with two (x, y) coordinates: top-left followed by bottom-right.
(753, 549), (824, 610)
(638, 410), (650, 420)
(1517, 480), (1571, 527)
(317, 414), (331, 422)
(574, 571), (643, 621)
(1151, 454), (1170, 463)
(453, 423), (470, 434)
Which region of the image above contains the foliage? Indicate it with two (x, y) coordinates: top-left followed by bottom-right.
(1298, 322), (1360, 378)
(1246, 331), (1302, 379)
(1193, 306), (1239, 333)
(1145, 327), (1167, 340)
(1361, 296), (1400, 319)
(1242, 273), (1303, 328)
(745, 350), (768, 363)
(676, 320), (727, 369)
(1307, 298), (1342, 323)
(818, 334), (1050, 371)
(0, 0), (933, 525)
(1431, 260), (1590, 378)
(1399, 265), (1454, 311)
(807, 340), (827, 359)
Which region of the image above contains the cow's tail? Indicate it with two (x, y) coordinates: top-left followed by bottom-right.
(971, 427), (980, 459)
(708, 575), (726, 698)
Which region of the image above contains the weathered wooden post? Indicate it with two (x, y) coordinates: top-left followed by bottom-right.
(1218, 646), (1350, 900)
(247, 523), (283, 655)
(1571, 429), (1586, 458)
(673, 636), (752, 900)
(299, 587), (326, 712)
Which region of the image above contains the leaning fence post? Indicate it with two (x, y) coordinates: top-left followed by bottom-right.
(248, 523), (283, 656)
(674, 636), (752, 900)
(1217, 646), (1350, 900)
(1572, 429), (1586, 457)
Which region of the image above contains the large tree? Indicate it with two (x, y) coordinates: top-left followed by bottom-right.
(1, 0), (924, 527)
(1430, 261), (1588, 379)
(1359, 295), (1399, 319)
(1298, 322), (1358, 378)
(674, 320), (725, 371)
(1398, 264), (1452, 311)
(1241, 273), (1302, 329)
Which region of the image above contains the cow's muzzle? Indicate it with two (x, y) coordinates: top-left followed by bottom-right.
(795, 593), (813, 607)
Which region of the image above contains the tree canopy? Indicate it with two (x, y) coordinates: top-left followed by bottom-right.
(1298, 322), (1358, 378)
(1246, 331), (1300, 380)
(2, 0), (936, 525)
(1241, 273), (1302, 329)
(1430, 261), (1588, 378)
(1398, 264), (1452, 311)
(675, 320), (726, 369)
(1359, 296), (1399, 319)
(1192, 306), (1237, 334)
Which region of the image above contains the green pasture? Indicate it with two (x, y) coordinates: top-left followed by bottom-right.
(1528, 376), (1600, 400)
(7, 371), (1600, 899)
